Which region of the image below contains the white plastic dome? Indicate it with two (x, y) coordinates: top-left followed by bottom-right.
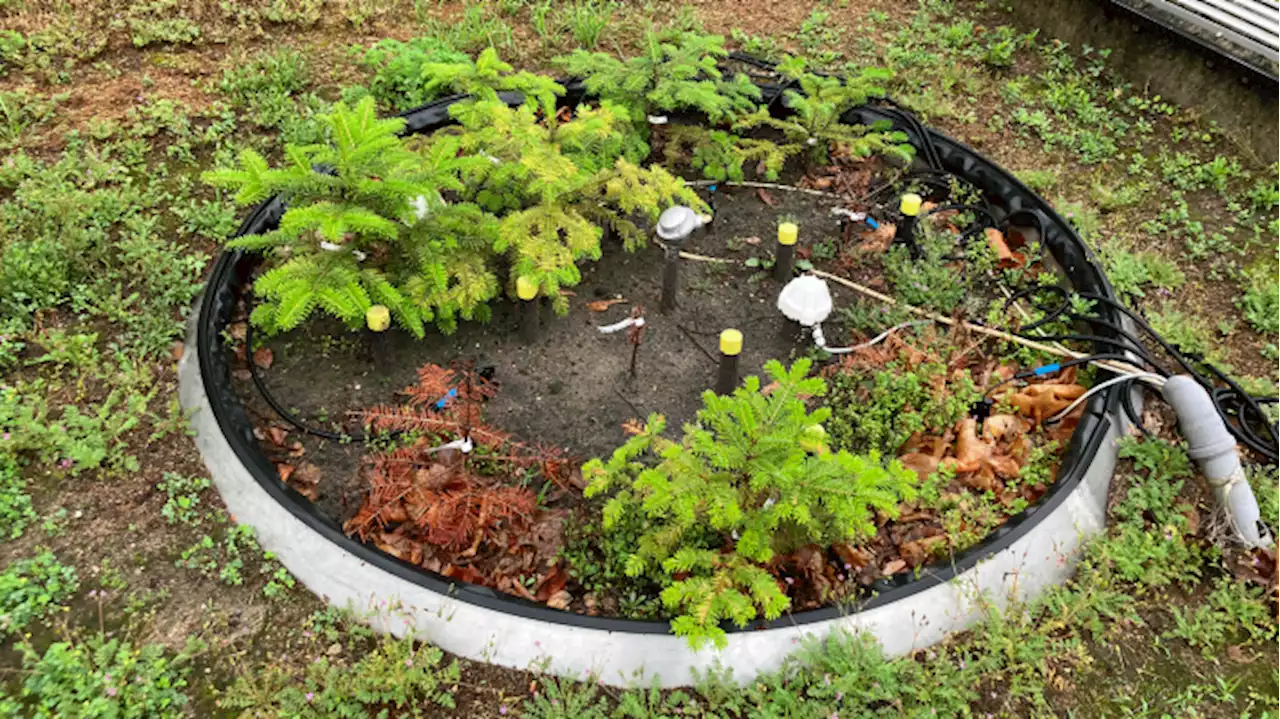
(776, 275), (833, 327)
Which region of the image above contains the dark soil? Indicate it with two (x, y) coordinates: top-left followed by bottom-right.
(233, 185), (857, 524)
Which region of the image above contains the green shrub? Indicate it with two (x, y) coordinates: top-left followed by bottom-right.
(582, 359), (917, 647)
(1101, 244), (1184, 300)
(219, 636), (458, 717)
(1, 381), (147, 476)
(0, 550), (78, 637)
(209, 53), (702, 336)
(444, 97), (700, 307)
(1084, 438), (1208, 588)
(17, 636), (199, 718)
(735, 55), (913, 165)
(826, 351), (980, 457)
(662, 126), (786, 182)
(205, 96), (486, 337)
(1239, 260), (1279, 336)
(556, 30), (761, 124)
(356, 37), (469, 111)
(0, 453), (34, 539)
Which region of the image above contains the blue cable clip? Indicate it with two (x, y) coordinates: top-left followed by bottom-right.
(433, 387), (458, 410)
(1033, 363), (1061, 376)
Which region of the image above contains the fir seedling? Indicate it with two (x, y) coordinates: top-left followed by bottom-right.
(663, 126), (786, 182)
(421, 47), (564, 121)
(442, 98), (704, 309)
(736, 56), (914, 165)
(203, 96), (493, 336)
(582, 359), (917, 648)
(556, 31), (761, 125)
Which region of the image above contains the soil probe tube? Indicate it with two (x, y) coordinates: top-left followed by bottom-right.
(775, 222), (798, 281)
(366, 304), (391, 373)
(661, 244), (681, 314)
(517, 276), (540, 342)
(896, 193), (922, 258)
(716, 329), (743, 395)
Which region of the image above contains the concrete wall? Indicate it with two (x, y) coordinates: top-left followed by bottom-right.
(1000, 0), (1279, 163)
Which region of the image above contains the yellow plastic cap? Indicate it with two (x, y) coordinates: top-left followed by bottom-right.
(719, 329), (743, 356)
(777, 222), (799, 247)
(516, 276), (538, 301)
(899, 193), (923, 217)
(366, 305), (391, 333)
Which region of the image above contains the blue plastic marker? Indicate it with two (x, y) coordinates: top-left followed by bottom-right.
(433, 387), (458, 410)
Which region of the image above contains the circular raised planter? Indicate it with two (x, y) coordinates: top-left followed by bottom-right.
(179, 80), (1132, 687)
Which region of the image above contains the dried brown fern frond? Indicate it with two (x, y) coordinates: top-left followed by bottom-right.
(402, 364), (456, 408)
(415, 478), (537, 552)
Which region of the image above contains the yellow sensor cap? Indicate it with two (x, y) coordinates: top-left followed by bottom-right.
(777, 222), (799, 246)
(720, 329), (743, 356)
(899, 193), (923, 217)
(366, 305), (391, 333)
(516, 276), (539, 301)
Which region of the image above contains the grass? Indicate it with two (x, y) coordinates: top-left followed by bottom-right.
(0, 0), (1274, 716)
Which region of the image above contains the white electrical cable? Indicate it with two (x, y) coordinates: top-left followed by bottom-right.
(812, 320), (925, 355)
(1045, 372), (1165, 425)
(598, 317), (645, 334)
(426, 437), (474, 454)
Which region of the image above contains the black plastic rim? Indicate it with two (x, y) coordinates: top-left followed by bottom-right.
(196, 76), (1125, 635)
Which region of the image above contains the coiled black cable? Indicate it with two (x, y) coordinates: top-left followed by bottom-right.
(242, 307), (371, 442)
(1001, 285), (1278, 463)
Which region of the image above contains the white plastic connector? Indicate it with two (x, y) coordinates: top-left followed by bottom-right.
(1162, 375), (1273, 548)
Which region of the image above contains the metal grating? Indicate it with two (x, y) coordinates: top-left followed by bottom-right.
(1113, 0), (1280, 80)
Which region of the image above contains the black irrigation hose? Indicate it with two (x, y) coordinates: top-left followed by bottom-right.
(1004, 284), (1278, 463)
(242, 310), (370, 443)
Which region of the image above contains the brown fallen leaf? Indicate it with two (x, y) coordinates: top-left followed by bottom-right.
(228, 322), (247, 342)
(756, 187), (776, 206)
(292, 462), (322, 500)
(546, 589), (573, 611)
(586, 298), (626, 312)
(232, 368), (252, 382)
(535, 565), (569, 603)
(253, 347), (274, 369)
(742, 235), (762, 246)
(171, 341), (185, 362)
(414, 463), (456, 491)
(1008, 383), (1088, 424)
(898, 452), (939, 482)
(1226, 644), (1253, 664)
(441, 563), (486, 585)
(953, 418), (989, 472)
(899, 536), (946, 567)
(265, 427), (288, 447)
(288, 441), (305, 457)
(881, 559), (907, 576)
(857, 222), (896, 253)
(276, 463), (295, 482)
(983, 414), (1027, 441)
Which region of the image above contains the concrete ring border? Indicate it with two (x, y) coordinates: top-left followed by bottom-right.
(178, 299), (1128, 688)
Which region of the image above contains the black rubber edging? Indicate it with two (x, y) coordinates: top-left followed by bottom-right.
(196, 72), (1124, 636)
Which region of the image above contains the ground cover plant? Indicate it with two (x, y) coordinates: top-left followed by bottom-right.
(0, 0), (1274, 716)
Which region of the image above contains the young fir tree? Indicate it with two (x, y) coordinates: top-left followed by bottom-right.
(736, 56), (914, 165)
(662, 126), (787, 182)
(420, 47), (564, 123)
(203, 96), (493, 336)
(582, 359), (918, 648)
(556, 31), (761, 125)
(441, 97), (703, 310)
